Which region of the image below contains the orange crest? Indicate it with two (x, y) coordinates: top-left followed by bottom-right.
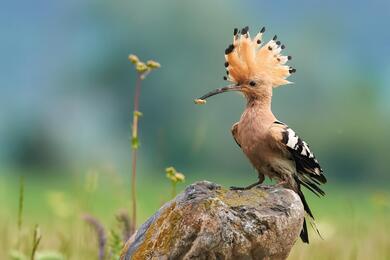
(224, 26), (295, 87)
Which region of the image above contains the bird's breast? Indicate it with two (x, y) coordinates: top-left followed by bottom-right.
(237, 120), (269, 159)
(236, 114), (280, 172)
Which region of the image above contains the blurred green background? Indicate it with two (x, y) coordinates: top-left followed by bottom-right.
(1, 0), (389, 259)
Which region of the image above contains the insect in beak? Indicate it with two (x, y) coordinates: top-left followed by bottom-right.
(194, 84), (243, 105)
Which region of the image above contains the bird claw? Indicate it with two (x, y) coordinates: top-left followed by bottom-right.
(229, 186), (248, 191)
(230, 180), (262, 191)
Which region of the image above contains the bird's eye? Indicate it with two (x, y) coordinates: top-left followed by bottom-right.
(249, 81), (256, 87)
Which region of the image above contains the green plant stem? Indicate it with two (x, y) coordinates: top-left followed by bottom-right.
(30, 225), (41, 260)
(17, 175), (24, 249)
(18, 176), (24, 231)
(171, 182), (177, 199)
(130, 74), (142, 234)
(130, 151), (137, 234)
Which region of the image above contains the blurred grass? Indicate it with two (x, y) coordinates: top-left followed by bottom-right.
(0, 170), (389, 259)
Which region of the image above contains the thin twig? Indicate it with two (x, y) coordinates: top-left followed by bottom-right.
(127, 55), (160, 235)
(130, 74), (142, 234)
(18, 176), (24, 231)
(17, 175), (25, 250)
(130, 150), (137, 234)
(171, 183), (177, 199)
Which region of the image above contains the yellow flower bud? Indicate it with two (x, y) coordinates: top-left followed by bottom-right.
(174, 172), (185, 183)
(146, 60), (161, 69)
(165, 167), (175, 175)
(165, 167), (176, 180)
(136, 62), (149, 73)
(165, 166), (186, 184)
(128, 54), (139, 64)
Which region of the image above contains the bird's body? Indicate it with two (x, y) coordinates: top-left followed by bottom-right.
(195, 26), (326, 243)
(234, 101), (326, 243)
(234, 100), (280, 182)
(233, 99), (301, 192)
(233, 96), (325, 196)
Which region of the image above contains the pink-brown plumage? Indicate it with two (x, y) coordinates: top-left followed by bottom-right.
(196, 26), (326, 243)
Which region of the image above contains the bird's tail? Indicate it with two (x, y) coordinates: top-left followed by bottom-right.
(300, 217), (309, 243)
(297, 185), (323, 244)
(298, 189), (311, 243)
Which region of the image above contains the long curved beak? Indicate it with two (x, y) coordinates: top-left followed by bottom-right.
(194, 85), (242, 104)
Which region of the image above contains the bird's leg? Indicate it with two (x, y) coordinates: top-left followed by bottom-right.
(229, 181), (260, 191)
(230, 173), (265, 190)
(275, 180), (288, 188)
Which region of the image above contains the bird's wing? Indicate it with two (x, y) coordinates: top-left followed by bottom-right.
(269, 121), (326, 196)
(231, 122), (241, 148)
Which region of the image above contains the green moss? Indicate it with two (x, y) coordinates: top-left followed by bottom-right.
(130, 187), (268, 258)
(132, 202), (183, 258)
(216, 188), (267, 207)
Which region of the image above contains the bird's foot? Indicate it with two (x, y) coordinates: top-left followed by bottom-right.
(229, 181), (262, 191)
(229, 186), (250, 191)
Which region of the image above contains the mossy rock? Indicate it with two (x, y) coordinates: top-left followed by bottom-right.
(121, 181), (304, 260)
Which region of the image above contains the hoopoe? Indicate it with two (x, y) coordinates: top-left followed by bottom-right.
(195, 26), (326, 243)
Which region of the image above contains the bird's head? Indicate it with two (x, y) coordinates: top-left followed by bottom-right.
(195, 26), (295, 104)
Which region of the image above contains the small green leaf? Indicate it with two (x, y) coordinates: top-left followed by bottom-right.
(109, 230), (123, 260)
(131, 137), (139, 149)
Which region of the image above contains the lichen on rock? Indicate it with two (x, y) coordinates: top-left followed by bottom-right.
(121, 181), (304, 260)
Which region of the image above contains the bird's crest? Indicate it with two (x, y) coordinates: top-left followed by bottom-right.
(224, 26), (295, 87)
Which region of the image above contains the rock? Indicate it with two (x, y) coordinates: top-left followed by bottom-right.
(121, 181), (304, 260)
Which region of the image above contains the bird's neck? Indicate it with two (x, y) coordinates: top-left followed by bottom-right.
(246, 98), (275, 123)
(247, 96), (271, 110)
(239, 98), (275, 139)
(240, 85), (276, 127)
(246, 88), (273, 115)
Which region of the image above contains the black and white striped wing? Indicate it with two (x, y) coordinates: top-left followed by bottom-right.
(277, 122), (327, 195)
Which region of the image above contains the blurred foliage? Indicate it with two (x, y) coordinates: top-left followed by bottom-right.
(0, 172), (389, 259)
(165, 166), (185, 198)
(0, 0), (389, 186)
(165, 166), (185, 183)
